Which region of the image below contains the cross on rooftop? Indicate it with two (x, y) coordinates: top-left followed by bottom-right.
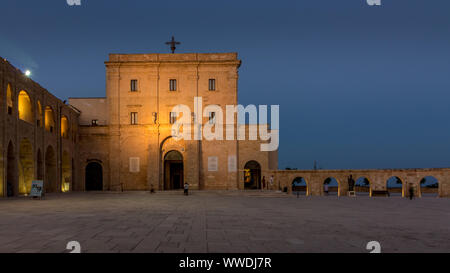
(165, 36), (180, 53)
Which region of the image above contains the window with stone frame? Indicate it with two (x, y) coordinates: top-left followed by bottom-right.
(208, 79), (216, 91)
(169, 79), (177, 91)
(130, 79), (138, 92)
(130, 112), (138, 125)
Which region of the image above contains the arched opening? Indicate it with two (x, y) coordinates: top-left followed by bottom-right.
(72, 158), (76, 191)
(323, 177), (339, 196)
(19, 138), (34, 195)
(355, 177), (371, 196)
(61, 151), (71, 192)
(164, 150), (184, 190)
(85, 162), (103, 191)
(419, 176), (439, 197)
(387, 176), (404, 197)
(61, 115), (69, 138)
(45, 106), (55, 133)
(45, 146), (57, 193)
(37, 100), (43, 127)
(6, 142), (17, 197)
(18, 90), (33, 123)
(292, 177), (308, 196)
(37, 149), (43, 180)
(6, 84), (13, 115)
(244, 160), (261, 190)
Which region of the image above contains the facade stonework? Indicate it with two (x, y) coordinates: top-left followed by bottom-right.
(70, 53), (278, 191)
(0, 57), (79, 196)
(1, 52), (450, 198)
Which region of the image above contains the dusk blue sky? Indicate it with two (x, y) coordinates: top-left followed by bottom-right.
(1, 0), (450, 170)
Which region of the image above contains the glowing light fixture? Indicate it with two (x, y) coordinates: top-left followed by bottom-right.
(25, 70), (31, 77)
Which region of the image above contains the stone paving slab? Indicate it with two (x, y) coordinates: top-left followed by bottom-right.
(0, 191), (449, 253)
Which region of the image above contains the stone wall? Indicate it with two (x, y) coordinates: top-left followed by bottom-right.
(268, 168), (450, 198)
(0, 57), (79, 196)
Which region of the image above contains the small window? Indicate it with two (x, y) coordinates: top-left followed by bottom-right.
(169, 79), (177, 91)
(130, 80), (138, 92)
(91, 119), (98, 126)
(209, 79), (216, 91)
(169, 112), (177, 124)
(130, 112), (138, 125)
(209, 112), (216, 124)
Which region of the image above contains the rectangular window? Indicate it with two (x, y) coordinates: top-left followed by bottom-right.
(130, 112), (138, 125)
(7, 106), (12, 115)
(209, 112), (216, 124)
(169, 79), (177, 91)
(130, 80), (138, 92)
(209, 79), (216, 91)
(169, 112), (177, 124)
(91, 119), (98, 126)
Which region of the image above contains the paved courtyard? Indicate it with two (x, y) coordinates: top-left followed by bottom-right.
(0, 191), (449, 253)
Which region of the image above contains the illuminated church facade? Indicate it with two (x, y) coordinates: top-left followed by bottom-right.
(1, 52), (449, 197)
(69, 52), (278, 191)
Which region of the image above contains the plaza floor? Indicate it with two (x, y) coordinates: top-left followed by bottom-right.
(0, 191), (449, 253)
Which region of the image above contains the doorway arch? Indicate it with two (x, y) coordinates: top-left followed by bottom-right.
(6, 142), (17, 197)
(387, 176), (404, 197)
(61, 151), (71, 192)
(37, 149), (43, 180)
(45, 145), (57, 193)
(292, 177), (308, 196)
(244, 160), (261, 190)
(355, 177), (371, 196)
(164, 150), (184, 190)
(19, 138), (34, 195)
(85, 162), (103, 191)
(419, 176), (439, 197)
(323, 177), (339, 196)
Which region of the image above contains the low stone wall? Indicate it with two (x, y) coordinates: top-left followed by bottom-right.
(263, 168), (450, 198)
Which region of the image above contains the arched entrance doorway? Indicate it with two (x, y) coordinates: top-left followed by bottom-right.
(61, 151), (71, 192)
(37, 149), (43, 180)
(419, 176), (439, 197)
(85, 162), (103, 191)
(19, 138), (34, 195)
(355, 177), (371, 196)
(244, 161), (261, 190)
(387, 176), (404, 197)
(6, 142), (17, 197)
(292, 177), (308, 196)
(164, 151), (184, 190)
(72, 158), (76, 191)
(323, 177), (339, 196)
(45, 146), (57, 193)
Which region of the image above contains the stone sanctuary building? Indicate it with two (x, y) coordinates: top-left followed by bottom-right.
(69, 52), (278, 192)
(1, 52), (450, 197)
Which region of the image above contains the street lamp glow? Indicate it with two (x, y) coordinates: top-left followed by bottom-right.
(25, 70), (31, 77)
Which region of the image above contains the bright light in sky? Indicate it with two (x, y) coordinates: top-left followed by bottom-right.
(25, 70), (31, 77)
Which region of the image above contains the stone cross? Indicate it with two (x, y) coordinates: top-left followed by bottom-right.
(165, 36), (180, 53)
